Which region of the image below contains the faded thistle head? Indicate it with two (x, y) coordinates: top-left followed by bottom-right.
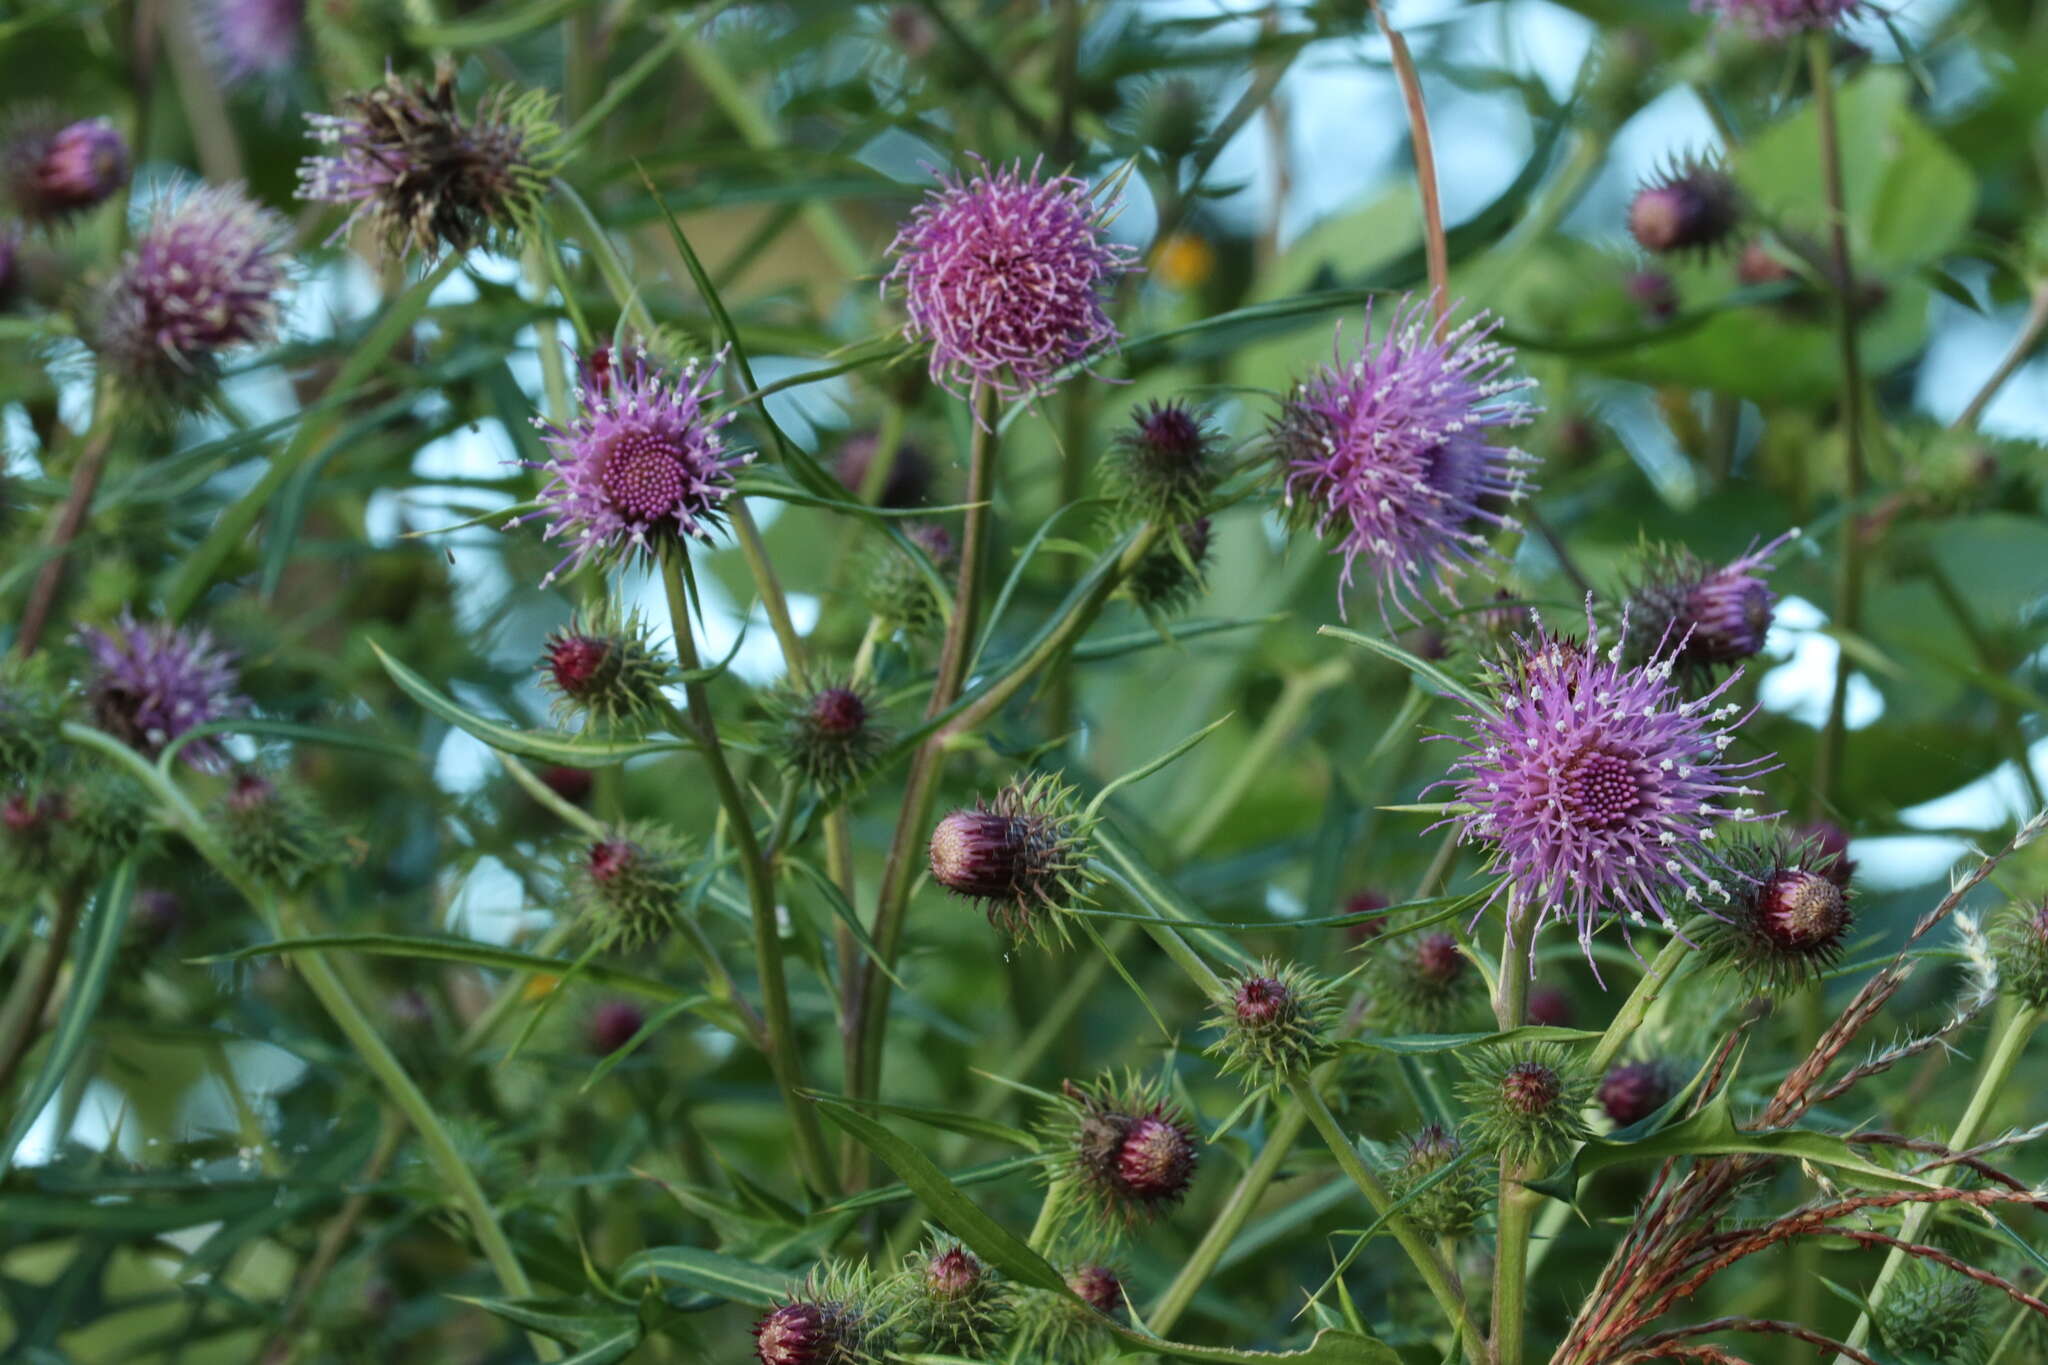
(1045, 1072), (1199, 1239)
(1382, 1123), (1490, 1239)
(1106, 399), (1221, 526)
(1206, 960), (1337, 1088)
(928, 772), (1097, 945)
(1617, 531), (1796, 683)
(538, 601), (677, 736)
(1457, 1042), (1594, 1170)
(298, 67), (559, 258)
(573, 823), (692, 952)
(896, 1238), (1007, 1358)
(1628, 158), (1741, 257)
(1991, 897), (2048, 1012)
(754, 1262), (893, 1365)
(767, 676), (888, 795)
(1697, 832), (1855, 992)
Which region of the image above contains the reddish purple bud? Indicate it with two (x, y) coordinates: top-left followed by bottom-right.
(1233, 975), (1292, 1029)
(1598, 1060), (1675, 1127)
(1067, 1265), (1123, 1315)
(588, 838), (638, 884)
(226, 771), (277, 815)
(1628, 166), (1740, 255)
(923, 1245), (984, 1298)
(10, 118), (129, 223)
(1413, 932), (1466, 987)
(541, 765), (594, 804)
(1114, 1113), (1198, 1202)
(1736, 239), (1795, 287)
(810, 687), (867, 739)
(1757, 869), (1850, 956)
(1526, 985), (1575, 1029)
(755, 1302), (833, 1365)
(587, 999), (648, 1055)
(928, 810), (1026, 902)
(546, 634), (610, 697)
(1501, 1060), (1564, 1118)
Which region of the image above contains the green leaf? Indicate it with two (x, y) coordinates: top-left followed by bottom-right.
(795, 1092), (1037, 1151)
(1315, 626), (1496, 716)
(613, 1246), (792, 1308)
(451, 1296), (642, 1364)
(369, 640), (690, 766)
(1086, 713), (1235, 818)
(1341, 1025), (1605, 1057)
(0, 862), (135, 1171)
(1110, 1328), (1402, 1364)
(158, 717), (419, 766)
(813, 1154), (1047, 1216)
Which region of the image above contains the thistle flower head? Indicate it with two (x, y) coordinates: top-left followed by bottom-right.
(1010, 1264), (1122, 1365)
(1619, 531), (1796, 682)
(1457, 1043), (1594, 1169)
(1694, 0), (1861, 38)
(573, 823), (692, 952)
(1598, 1058), (1677, 1128)
(928, 772), (1096, 944)
(1434, 604), (1777, 964)
(298, 69), (559, 257)
(1066, 1264), (1124, 1316)
(1383, 1123), (1490, 1239)
(1697, 833), (1855, 991)
(1628, 159), (1741, 256)
(883, 156), (1139, 401)
(1106, 398), (1220, 524)
(1046, 1073), (1199, 1236)
(79, 614), (245, 767)
(1275, 296), (1539, 622)
(1125, 518), (1212, 615)
(199, 0), (303, 86)
(1874, 1264), (1988, 1365)
(1367, 929), (1478, 1032)
(586, 999), (648, 1056)
(95, 184), (289, 408)
(899, 1239), (1006, 1357)
(538, 602), (677, 735)
(857, 522), (956, 634)
(767, 676), (888, 794)
(1990, 898), (2048, 1011)
(754, 1264), (892, 1365)
(216, 770), (347, 889)
(835, 430), (932, 509)
(521, 345), (749, 583)
(1206, 960), (1337, 1087)
(7, 117), (129, 224)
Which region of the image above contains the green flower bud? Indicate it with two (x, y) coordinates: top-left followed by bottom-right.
(1991, 898), (2048, 1011)
(573, 822), (691, 952)
(215, 771), (348, 890)
(1042, 1072), (1199, 1243)
(539, 602), (677, 737)
(1206, 960), (1336, 1088)
(1126, 519), (1212, 616)
(1876, 1264), (1989, 1365)
(857, 522), (955, 636)
(1456, 1043), (1593, 1171)
(897, 1238), (1008, 1358)
(1383, 1123), (1490, 1240)
(766, 675), (888, 794)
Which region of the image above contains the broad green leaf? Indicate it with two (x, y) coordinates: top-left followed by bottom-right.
(614, 1246), (792, 1307)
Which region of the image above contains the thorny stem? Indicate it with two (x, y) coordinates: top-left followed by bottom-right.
(660, 554), (839, 1197)
(1836, 1003), (2044, 1362)
(1370, 0), (1449, 318)
(1806, 32), (1869, 819)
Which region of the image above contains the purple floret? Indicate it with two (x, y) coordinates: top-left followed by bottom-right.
(1695, 0), (1860, 37)
(79, 614), (246, 767)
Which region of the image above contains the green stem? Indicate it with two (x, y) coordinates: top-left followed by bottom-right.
(1491, 904), (1536, 1365)
(659, 556), (839, 1196)
(1836, 1002), (2043, 1362)
(0, 884), (84, 1101)
(1173, 660), (1350, 858)
(1588, 932), (1690, 1076)
(1149, 1099), (1312, 1335)
(1368, 0), (1448, 314)
(1027, 1179), (1070, 1253)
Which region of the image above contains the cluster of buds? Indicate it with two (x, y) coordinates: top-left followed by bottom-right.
(766, 676), (888, 795)
(1105, 399), (1221, 527)
(1990, 897), (2048, 1011)
(1382, 1123), (1491, 1240)
(1206, 961), (1336, 1089)
(858, 522), (956, 636)
(1044, 1073), (1200, 1239)
(539, 603), (678, 737)
(1696, 833), (1855, 991)
(1126, 518), (1213, 616)
(1456, 1043), (1593, 1170)
(573, 823), (692, 952)
(894, 1240), (1007, 1358)
(928, 772), (1097, 945)
(753, 1263), (892, 1365)
(1628, 158), (1741, 257)
(214, 770), (346, 890)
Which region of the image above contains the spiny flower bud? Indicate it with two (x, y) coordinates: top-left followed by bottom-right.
(1617, 533), (1796, 683)
(1126, 518), (1212, 616)
(1067, 1264), (1123, 1316)
(1048, 1073), (1199, 1237)
(1207, 961), (1337, 1087)
(1369, 929), (1477, 1032)
(1700, 835), (1855, 991)
(929, 772), (1096, 944)
(1990, 898), (2048, 1011)
(0, 786), (74, 890)
(0, 658), (65, 778)
(1457, 1043), (1593, 1170)
(767, 677), (888, 794)
(298, 69), (560, 258)
(1106, 399), (1220, 525)
(900, 1240), (1006, 1357)
(216, 771), (346, 890)
(1598, 1059), (1677, 1128)
(7, 117), (129, 225)
(573, 823), (691, 952)
(754, 1264), (888, 1365)
(835, 430), (932, 509)
(1527, 985), (1575, 1028)
(1874, 1264), (1987, 1365)
(858, 522), (956, 635)
(586, 999), (648, 1056)
(1383, 1123), (1490, 1239)
(1128, 77), (1210, 161)
(1628, 160), (1740, 256)
(539, 603), (676, 737)
(754, 1302), (840, 1365)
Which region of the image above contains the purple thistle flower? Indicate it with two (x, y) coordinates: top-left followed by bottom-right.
(1622, 530), (1797, 680)
(1275, 297), (1540, 622)
(95, 183), (289, 405)
(1433, 605), (1776, 962)
(1695, 0), (1860, 37)
(884, 156), (1139, 402)
(198, 0), (304, 86)
(79, 613), (246, 767)
(7, 117), (129, 225)
(521, 346), (750, 584)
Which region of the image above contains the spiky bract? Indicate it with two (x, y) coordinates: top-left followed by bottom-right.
(928, 772), (1097, 945)
(1206, 960), (1337, 1088)
(572, 823), (692, 952)
(1627, 159), (1741, 256)
(538, 602), (677, 736)
(896, 1239), (1007, 1358)
(1044, 1073), (1199, 1240)
(857, 522), (956, 635)
(1364, 929), (1479, 1032)
(1875, 1264), (1988, 1365)
(1009, 1265), (1123, 1365)
(1105, 399), (1221, 526)
(1696, 832), (1855, 992)
(1126, 518), (1212, 616)
(216, 771), (347, 890)
(1457, 1043), (1594, 1170)
(766, 676), (888, 794)
(755, 1263), (894, 1365)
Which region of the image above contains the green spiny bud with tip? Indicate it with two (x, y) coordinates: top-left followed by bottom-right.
(766, 674), (888, 794)
(928, 771), (1098, 946)
(1456, 1042), (1594, 1171)
(216, 771), (347, 890)
(858, 522), (955, 636)
(1205, 960), (1337, 1089)
(1382, 1123), (1491, 1239)
(1126, 518), (1212, 616)
(895, 1237), (1008, 1358)
(0, 656), (66, 778)
(1365, 928), (1481, 1032)
(1105, 399), (1220, 527)
(1991, 897), (2048, 1011)
(1008, 1263), (1124, 1365)
(1875, 1263), (1989, 1365)
(539, 601), (677, 737)
(573, 822), (692, 952)
(1041, 1071), (1199, 1243)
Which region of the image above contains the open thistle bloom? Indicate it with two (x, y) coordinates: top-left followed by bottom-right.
(298, 68), (558, 258)
(768, 677), (888, 794)
(1457, 1042), (1594, 1170)
(538, 601), (676, 735)
(7, 117), (128, 225)
(883, 156), (1138, 401)
(1696, 833), (1854, 990)
(1694, 0), (1860, 38)
(79, 614), (245, 767)
(1435, 606), (1776, 962)
(1275, 296), (1539, 621)
(573, 823), (692, 952)
(1627, 160), (1741, 256)
(1206, 961), (1337, 1087)
(95, 184), (289, 408)
(1619, 531), (1796, 682)
(928, 772), (1096, 944)
(199, 0), (303, 86)
(1046, 1074), (1199, 1236)
(522, 346), (748, 583)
